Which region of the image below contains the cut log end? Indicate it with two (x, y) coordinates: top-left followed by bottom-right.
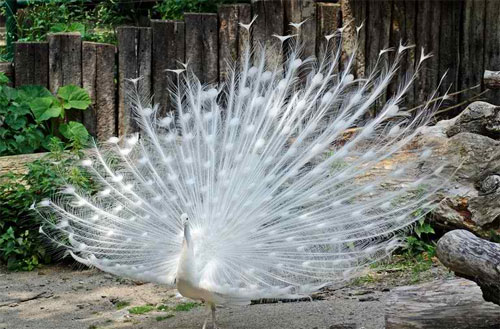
(437, 229), (500, 305)
(484, 70), (500, 90)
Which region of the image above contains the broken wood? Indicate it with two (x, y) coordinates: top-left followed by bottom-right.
(0, 291), (53, 308)
(437, 229), (500, 305)
(385, 278), (500, 329)
(484, 70), (500, 90)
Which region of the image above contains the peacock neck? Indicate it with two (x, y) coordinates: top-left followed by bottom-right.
(177, 222), (197, 285)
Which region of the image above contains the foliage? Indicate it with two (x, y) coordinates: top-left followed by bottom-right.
(14, 0), (134, 44)
(153, 0), (244, 20)
(0, 138), (94, 271)
(156, 314), (174, 321)
(128, 304), (155, 315)
(0, 73), (91, 156)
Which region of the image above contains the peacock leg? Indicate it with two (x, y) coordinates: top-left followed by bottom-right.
(201, 304), (211, 329)
(211, 303), (218, 329)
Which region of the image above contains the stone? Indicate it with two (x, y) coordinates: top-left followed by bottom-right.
(447, 101), (500, 139)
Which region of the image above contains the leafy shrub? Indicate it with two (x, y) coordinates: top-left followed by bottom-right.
(0, 73), (91, 156)
(153, 0), (245, 20)
(14, 0), (133, 44)
(0, 138), (94, 271)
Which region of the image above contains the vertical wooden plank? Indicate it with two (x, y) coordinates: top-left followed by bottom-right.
(151, 19), (185, 113)
(316, 2), (341, 60)
(117, 26), (152, 136)
(365, 0), (391, 73)
(82, 42), (116, 140)
(285, 0), (316, 58)
(351, 0), (367, 78)
(390, 0), (417, 105)
(48, 32), (82, 121)
(439, 0), (461, 105)
(185, 13), (218, 83)
(415, 0), (441, 105)
(460, 0), (486, 102)
(0, 62), (14, 86)
(252, 0), (284, 65)
(484, 0), (500, 105)
(14, 42), (49, 87)
(218, 4), (252, 81)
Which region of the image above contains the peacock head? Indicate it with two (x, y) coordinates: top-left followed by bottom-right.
(180, 213), (191, 245)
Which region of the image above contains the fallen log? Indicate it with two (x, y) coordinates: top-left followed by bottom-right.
(437, 229), (500, 305)
(385, 279), (500, 329)
(484, 70), (500, 90)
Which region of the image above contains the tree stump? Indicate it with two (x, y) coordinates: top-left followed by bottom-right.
(437, 229), (500, 305)
(385, 279), (500, 329)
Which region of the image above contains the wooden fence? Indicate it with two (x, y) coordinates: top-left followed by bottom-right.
(1, 0), (499, 140)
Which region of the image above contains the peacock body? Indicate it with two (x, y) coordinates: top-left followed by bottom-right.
(38, 22), (448, 328)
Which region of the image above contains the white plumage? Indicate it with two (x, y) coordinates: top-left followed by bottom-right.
(38, 23), (447, 328)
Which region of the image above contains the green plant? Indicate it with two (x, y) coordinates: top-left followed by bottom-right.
(128, 304), (155, 315)
(153, 0), (243, 20)
(0, 73), (91, 156)
(0, 137), (95, 271)
(115, 301), (130, 310)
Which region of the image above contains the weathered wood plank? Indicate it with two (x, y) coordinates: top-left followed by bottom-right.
(82, 42), (116, 140)
(365, 0), (391, 73)
(0, 152), (46, 176)
(437, 229), (500, 305)
(316, 2), (341, 61)
(460, 0), (486, 102)
(0, 62), (14, 86)
(151, 19), (185, 114)
(389, 0), (417, 105)
(185, 13), (218, 84)
(48, 33), (83, 122)
(439, 0), (461, 107)
(117, 26), (152, 136)
(415, 0), (441, 105)
(14, 42), (49, 87)
(385, 278), (500, 329)
(285, 0), (316, 58)
(218, 4), (251, 81)
(252, 0), (284, 66)
(484, 0), (500, 105)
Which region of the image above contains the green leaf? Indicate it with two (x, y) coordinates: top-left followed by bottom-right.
(5, 113), (27, 130)
(2, 86), (18, 101)
(17, 85), (52, 104)
(0, 72), (10, 85)
(29, 96), (62, 121)
(59, 121), (89, 142)
(57, 85), (91, 110)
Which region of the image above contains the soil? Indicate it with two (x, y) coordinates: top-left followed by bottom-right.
(0, 260), (453, 329)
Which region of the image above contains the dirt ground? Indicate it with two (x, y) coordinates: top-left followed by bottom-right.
(0, 261), (452, 329)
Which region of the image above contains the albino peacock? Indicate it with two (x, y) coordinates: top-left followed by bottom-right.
(38, 21), (449, 328)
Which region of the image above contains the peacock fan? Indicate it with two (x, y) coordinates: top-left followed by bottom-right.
(36, 19), (450, 329)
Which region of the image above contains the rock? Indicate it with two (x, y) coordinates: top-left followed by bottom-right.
(437, 230), (500, 305)
(447, 101), (500, 139)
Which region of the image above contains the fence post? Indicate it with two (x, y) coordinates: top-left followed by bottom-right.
(82, 42), (116, 141)
(484, 0), (500, 105)
(185, 13), (219, 84)
(218, 4), (251, 81)
(285, 0), (316, 58)
(14, 42), (49, 88)
(316, 2), (341, 64)
(117, 26), (152, 136)
(151, 19), (185, 114)
(251, 0), (284, 64)
(48, 32), (83, 122)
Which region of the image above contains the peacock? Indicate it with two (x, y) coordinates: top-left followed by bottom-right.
(37, 20), (449, 328)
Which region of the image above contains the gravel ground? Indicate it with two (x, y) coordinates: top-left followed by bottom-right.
(0, 261), (450, 329)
